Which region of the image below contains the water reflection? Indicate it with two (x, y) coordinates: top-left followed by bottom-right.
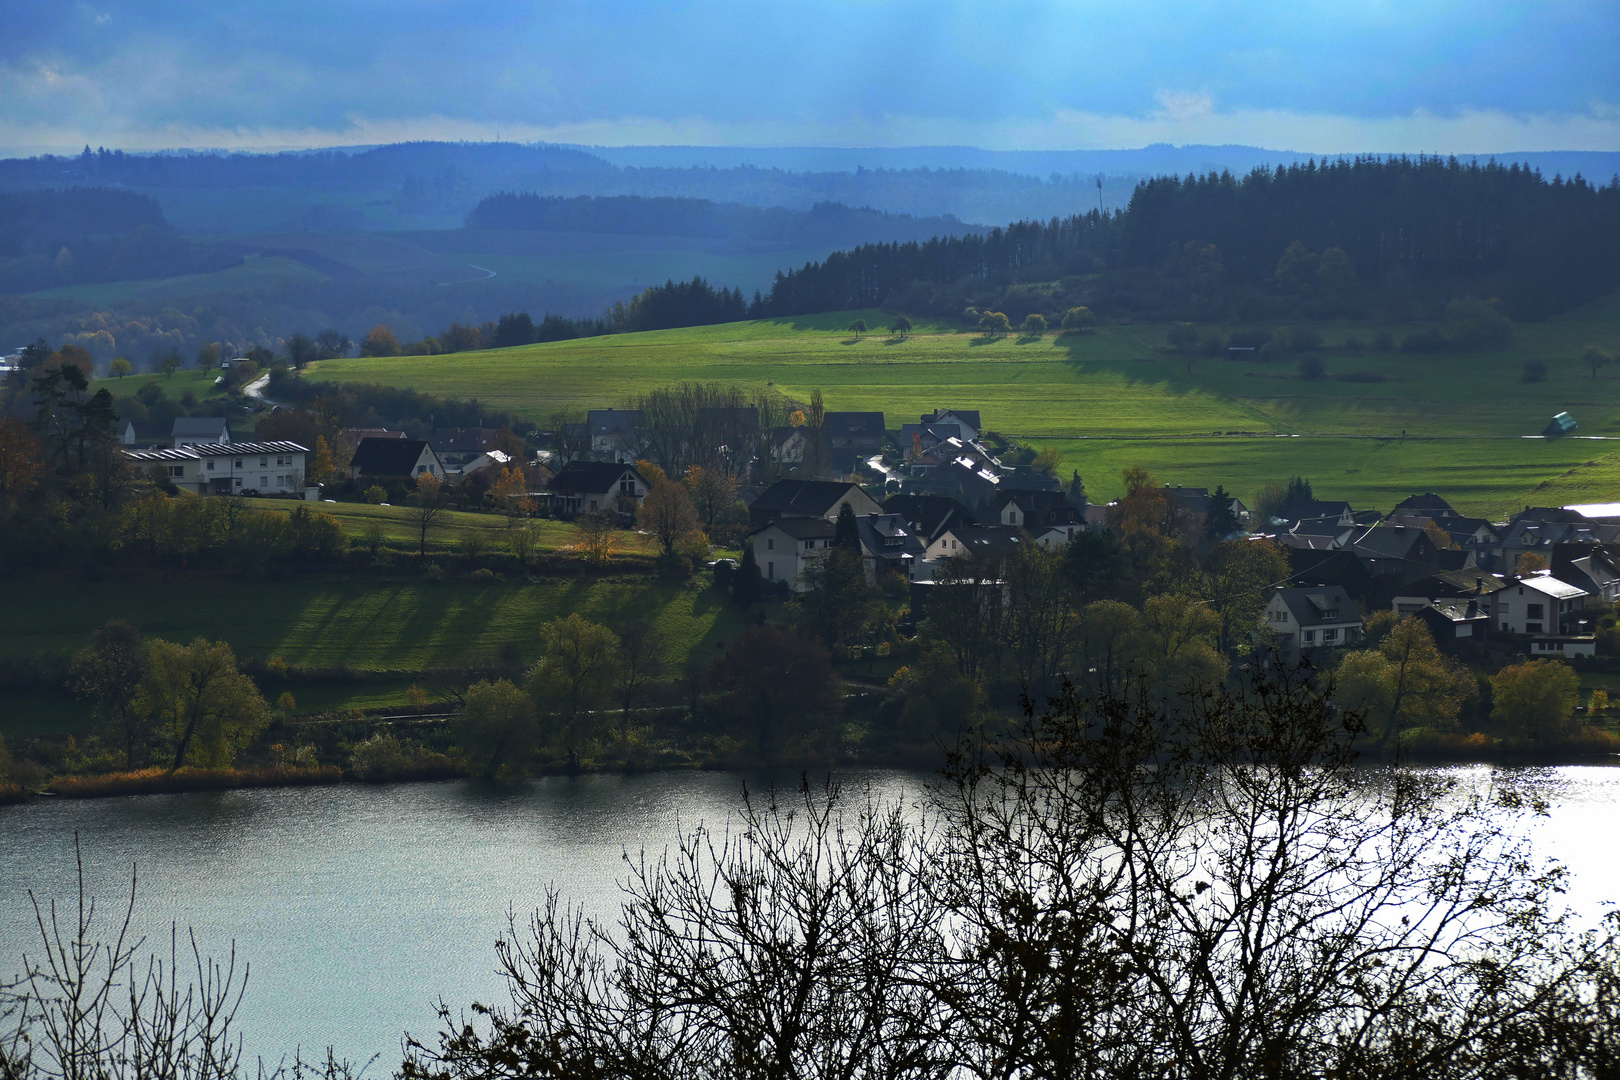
(0, 765), (1612, 1065)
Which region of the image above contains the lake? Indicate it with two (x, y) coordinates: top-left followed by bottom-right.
(2, 764), (1617, 1067)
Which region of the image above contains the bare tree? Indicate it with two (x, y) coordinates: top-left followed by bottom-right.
(407, 473), (447, 557)
(402, 779), (952, 1080)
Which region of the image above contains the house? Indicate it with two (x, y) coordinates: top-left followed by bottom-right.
(922, 523), (1024, 569)
(749, 479), (882, 527)
(350, 438), (445, 482)
(118, 419), (168, 448)
(459, 449), (513, 480)
(1261, 586), (1363, 658)
(748, 513), (924, 591)
(822, 412), (886, 453)
(587, 409), (644, 462)
(919, 409), (982, 441)
(432, 428), (504, 471)
(1553, 545), (1620, 603)
(1392, 570), (1507, 617)
(1278, 497), (1356, 529)
(1498, 509), (1620, 573)
(750, 517), (839, 589)
(1495, 575), (1589, 636)
(1163, 485), (1251, 534)
(546, 461), (649, 517)
(171, 417), (231, 447)
(988, 489), (1078, 531)
(124, 440), (309, 496)
(1390, 492), (1459, 520)
(771, 426), (810, 466)
(1417, 599), (1491, 650)
(341, 427), (404, 446)
(883, 494), (977, 545)
(909, 455), (1004, 504)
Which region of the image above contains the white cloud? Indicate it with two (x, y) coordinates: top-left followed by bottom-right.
(1154, 90), (1215, 124)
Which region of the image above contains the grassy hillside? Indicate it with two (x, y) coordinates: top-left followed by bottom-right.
(306, 297), (1620, 517)
(258, 501), (658, 556)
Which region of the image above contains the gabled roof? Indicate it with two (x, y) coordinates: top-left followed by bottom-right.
(823, 411), (886, 437)
(1391, 492), (1458, 517)
(751, 479), (866, 517)
(884, 494), (977, 542)
(1427, 598), (1489, 623)
(1347, 525), (1437, 561)
(1401, 569), (1508, 599)
(990, 487), (1077, 523)
(548, 460), (647, 494)
(922, 408), (981, 431)
(1271, 586), (1358, 626)
(939, 524), (1023, 558)
(351, 438), (435, 475)
(432, 428), (501, 454)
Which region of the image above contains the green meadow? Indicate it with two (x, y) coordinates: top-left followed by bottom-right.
(307, 295), (1620, 518)
(256, 501), (657, 556)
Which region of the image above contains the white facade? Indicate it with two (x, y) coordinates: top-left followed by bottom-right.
(1262, 588), (1363, 655)
(126, 441), (308, 496)
(1495, 576), (1587, 636)
(753, 520), (839, 591)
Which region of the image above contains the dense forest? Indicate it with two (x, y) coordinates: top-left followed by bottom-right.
(467, 193), (980, 246)
(0, 189), (240, 294)
(758, 157), (1620, 323)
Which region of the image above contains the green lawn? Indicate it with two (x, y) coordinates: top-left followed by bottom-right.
(0, 574), (738, 672)
(258, 500), (657, 556)
(304, 296), (1620, 517)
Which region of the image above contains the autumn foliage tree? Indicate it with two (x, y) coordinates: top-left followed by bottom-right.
(708, 626), (842, 760)
(137, 638), (270, 770)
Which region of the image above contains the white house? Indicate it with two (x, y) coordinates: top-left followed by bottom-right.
(125, 440), (308, 495)
(749, 513), (926, 591)
(1495, 575), (1588, 636)
(1262, 586), (1363, 657)
(350, 438), (445, 482)
(546, 461), (649, 517)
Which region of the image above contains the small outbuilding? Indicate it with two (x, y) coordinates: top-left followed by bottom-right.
(1543, 412), (1578, 436)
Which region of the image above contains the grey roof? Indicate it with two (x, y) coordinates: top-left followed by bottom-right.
(432, 428), (500, 454)
(1513, 575), (1589, 601)
(823, 411), (886, 438)
(1428, 598), (1489, 622)
(1273, 586), (1358, 626)
(587, 409), (642, 436)
(922, 408), (981, 431)
(857, 513), (925, 564)
(1347, 525), (1436, 561)
(942, 524), (1024, 558)
(351, 438), (435, 475)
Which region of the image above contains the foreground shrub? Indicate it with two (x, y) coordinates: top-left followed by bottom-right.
(48, 765), (341, 799)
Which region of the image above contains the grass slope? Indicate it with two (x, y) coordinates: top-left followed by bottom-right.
(258, 501), (657, 556)
(307, 298), (1620, 517)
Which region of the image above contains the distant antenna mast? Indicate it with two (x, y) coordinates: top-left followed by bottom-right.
(1096, 176), (1104, 216)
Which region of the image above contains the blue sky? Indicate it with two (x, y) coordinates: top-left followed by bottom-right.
(2, 0), (1617, 154)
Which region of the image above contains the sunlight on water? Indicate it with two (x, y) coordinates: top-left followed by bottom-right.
(0, 764), (1613, 1066)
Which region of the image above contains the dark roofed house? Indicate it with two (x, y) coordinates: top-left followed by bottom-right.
(350, 438), (444, 481)
(1391, 492), (1458, 519)
(822, 411), (886, 451)
(920, 409), (981, 440)
(1280, 498), (1355, 529)
(749, 479), (882, 527)
(1262, 586), (1362, 659)
(1553, 545), (1620, 603)
(587, 408), (644, 462)
(1418, 598), (1491, 652)
(432, 428), (503, 469)
(546, 461), (650, 517)
(989, 489), (1078, 531)
(884, 493), (978, 544)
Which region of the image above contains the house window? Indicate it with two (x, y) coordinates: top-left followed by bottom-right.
(206, 460), (215, 471)
(805, 540), (814, 550)
(260, 458), (268, 467)
(417, 465), (427, 475)
(1499, 603), (1508, 613)
(234, 459), (243, 467)
(168, 465), (185, 478)
(234, 478), (242, 487)
(620, 479), (635, 496)
(589, 499), (599, 510)
(767, 561), (774, 577)
(767, 538), (775, 550)
(1528, 603), (1545, 619)
(1323, 628), (1338, 642)
(1304, 630), (1316, 643)
(259, 476), (267, 488)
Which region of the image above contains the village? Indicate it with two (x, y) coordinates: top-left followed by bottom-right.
(111, 401), (1620, 668)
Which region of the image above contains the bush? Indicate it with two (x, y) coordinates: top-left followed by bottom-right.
(365, 485), (387, 504)
(1298, 356), (1326, 380)
(1522, 359), (1549, 383)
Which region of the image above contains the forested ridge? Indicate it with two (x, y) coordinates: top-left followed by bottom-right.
(758, 156), (1620, 322)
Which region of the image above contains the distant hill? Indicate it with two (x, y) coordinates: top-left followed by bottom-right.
(466, 194), (983, 247)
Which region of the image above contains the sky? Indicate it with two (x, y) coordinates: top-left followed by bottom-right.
(1, 0), (1617, 156)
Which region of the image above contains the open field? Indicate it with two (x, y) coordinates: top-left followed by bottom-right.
(25, 254), (328, 305)
(0, 574), (738, 671)
(305, 295), (1620, 517)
